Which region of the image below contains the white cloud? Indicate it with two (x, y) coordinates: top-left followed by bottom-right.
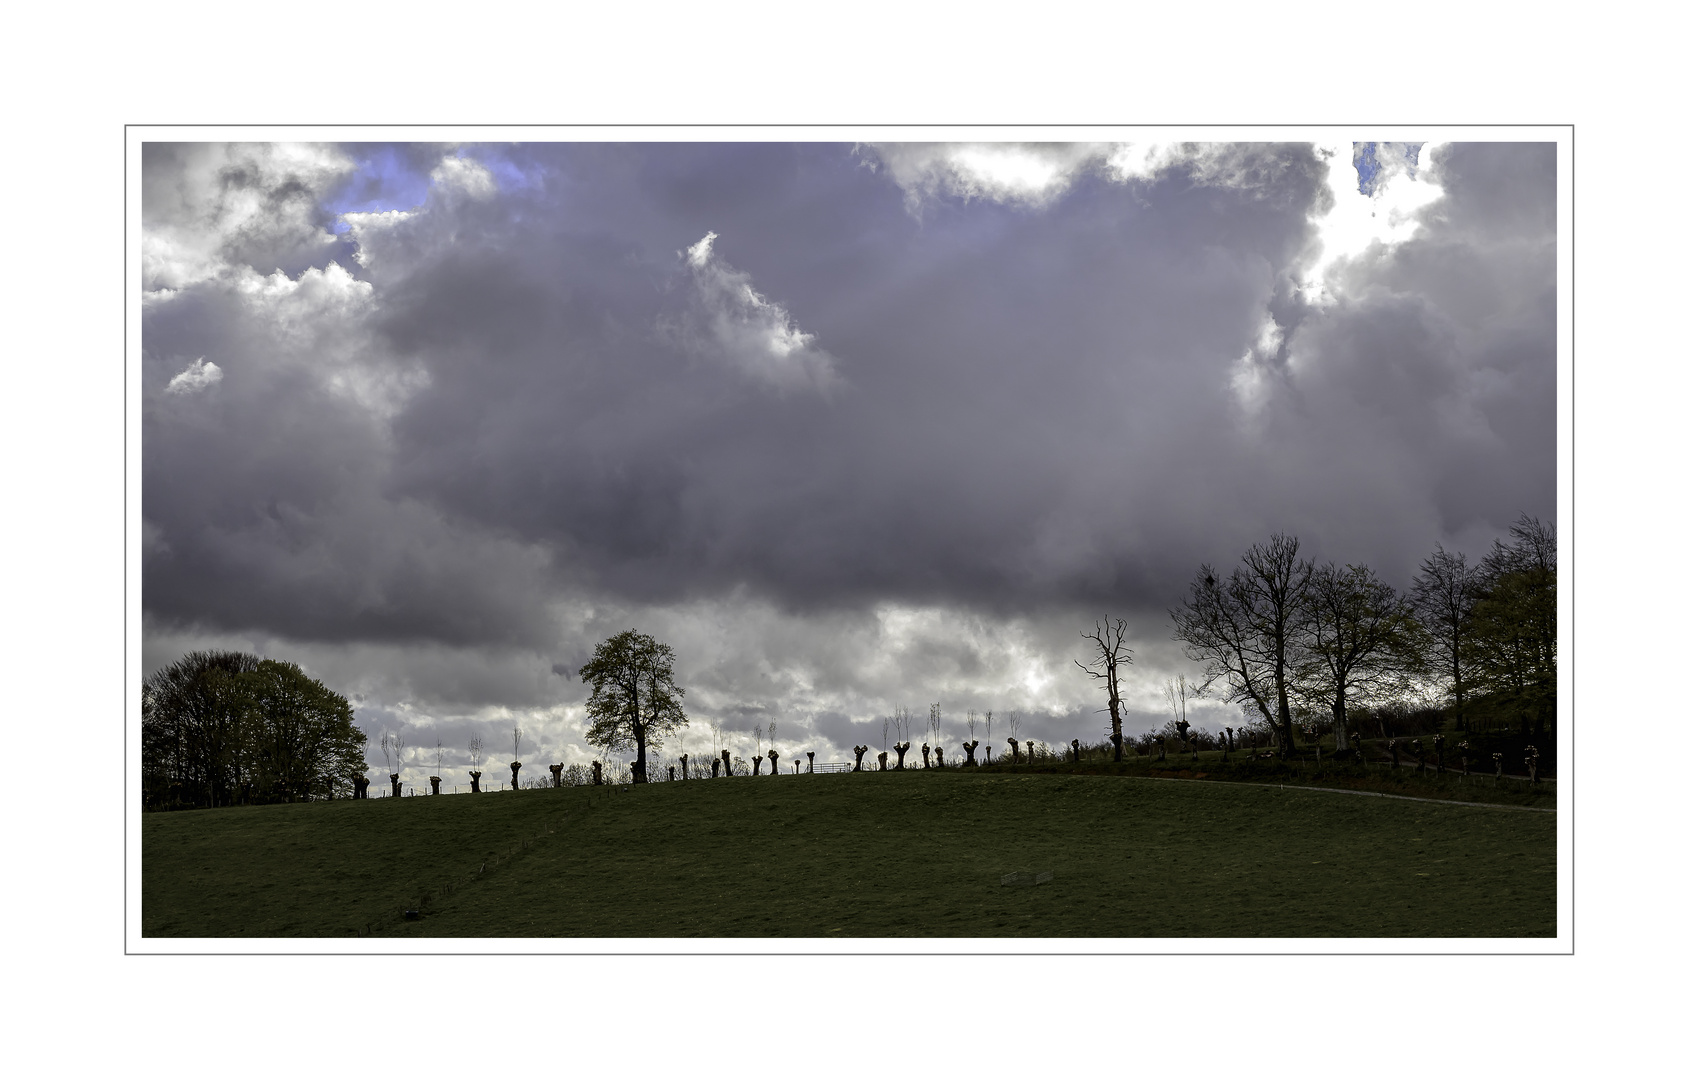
(862, 142), (1110, 209)
(1297, 141), (1447, 305)
(141, 143), (352, 291)
(340, 209), (413, 268)
(164, 357), (222, 394)
(677, 231), (839, 392)
(863, 141), (1315, 211)
(430, 155), (497, 199)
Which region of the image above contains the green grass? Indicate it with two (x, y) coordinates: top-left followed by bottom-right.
(143, 770), (1556, 939)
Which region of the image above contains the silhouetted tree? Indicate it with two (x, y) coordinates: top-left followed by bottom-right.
(1411, 545), (1479, 730)
(1075, 616), (1133, 761)
(142, 652), (364, 809)
(580, 630), (689, 784)
(1297, 563), (1423, 750)
(1172, 535), (1313, 755)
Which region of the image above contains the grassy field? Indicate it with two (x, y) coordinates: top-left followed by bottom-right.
(143, 767), (1556, 939)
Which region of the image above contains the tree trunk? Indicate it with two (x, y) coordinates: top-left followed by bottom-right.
(679, 754), (688, 779)
(1071, 739), (1080, 763)
(591, 762), (602, 786)
(894, 743), (908, 769)
(1333, 698), (1349, 752)
(633, 727), (649, 783)
(510, 761), (521, 790)
(922, 745), (931, 768)
(877, 752), (887, 771)
(721, 750), (732, 777)
(429, 776), (441, 795)
(768, 750), (779, 775)
(550, 763), (563, 787)
(469, 771), (482, 793)
(353, 776), (369, 799)
(963, 740), (978, 765)
(711, 757), (721, 777)
(752, 756), (762, 776)
(853, 746), (867, 771)
(807, 751), (815, 772)
(389, 773), (402, 797)
(1007, 737), (1020, 764)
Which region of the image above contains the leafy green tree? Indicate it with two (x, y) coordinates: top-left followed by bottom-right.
(234, 660), (367, 802)
(142, 651), (364, 809)
(1464, 515), (1557, 737)
(579, 630), (688, 784)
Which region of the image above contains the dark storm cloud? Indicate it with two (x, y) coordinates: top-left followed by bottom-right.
(142, 140), (1555, 669)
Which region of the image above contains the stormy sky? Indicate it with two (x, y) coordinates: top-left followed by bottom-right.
(140, 138), (1556, 783)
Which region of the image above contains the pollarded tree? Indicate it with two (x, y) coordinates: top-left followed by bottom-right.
(1075, 616), (1133, 761)
(1296, 563), (1423, 750)
(579, 630), (688, 785)
(1171, 535), (1313, 755)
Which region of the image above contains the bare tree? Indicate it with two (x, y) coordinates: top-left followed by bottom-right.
(1411, 545), (1478, 731)
(928, 704), (943, 754)
(1075, 616), (1133, 761)
(510, 725), (524, 790)
(1171, 535), (1313, 755)
(379, 730), (406, 796)
(1163, 676), (1195, 753)
(1298, 563), (1423, 750)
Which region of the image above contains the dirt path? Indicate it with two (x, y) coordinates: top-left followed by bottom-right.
(1130, 772), (1558, 812)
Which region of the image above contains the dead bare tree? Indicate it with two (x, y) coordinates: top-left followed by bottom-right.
(1075, 616), (1133, 761)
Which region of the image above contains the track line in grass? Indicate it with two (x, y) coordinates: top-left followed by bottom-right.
(1128, 774), (1557, 812)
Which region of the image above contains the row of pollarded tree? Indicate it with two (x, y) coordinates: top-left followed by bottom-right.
(575, 632), (1061, 781)
(1120, 515), (1556, 759)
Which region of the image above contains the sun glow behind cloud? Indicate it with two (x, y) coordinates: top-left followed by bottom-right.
(1299, 141), (1446, 305)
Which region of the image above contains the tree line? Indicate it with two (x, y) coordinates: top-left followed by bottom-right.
(1160, 515), (1555, 757)
(142, 651), (366, 810)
